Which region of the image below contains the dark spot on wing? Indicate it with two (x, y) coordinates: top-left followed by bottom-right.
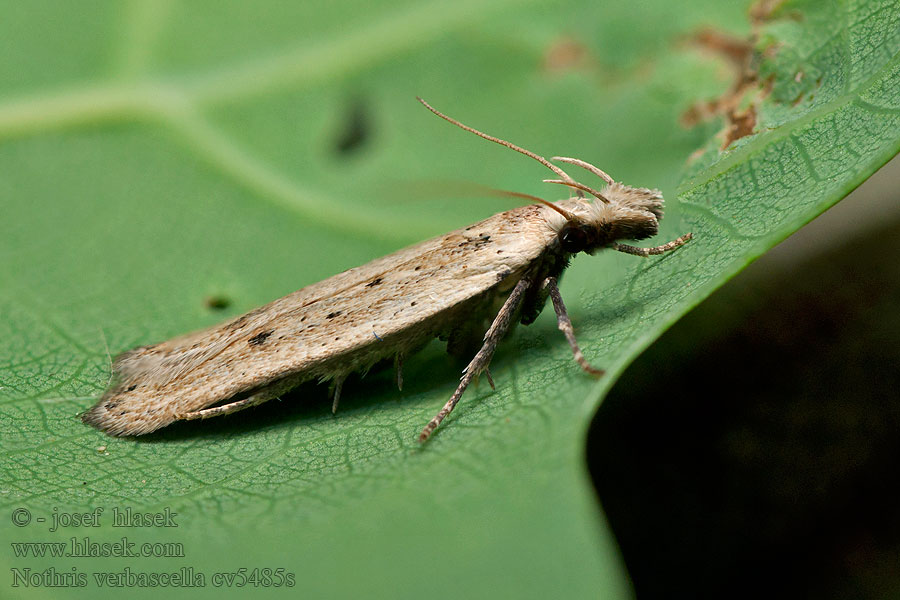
(365, 277), (383, 287)
(248, 330), (274, 346)
(226, 309), (263, 331)
(458, 233), (493, 250)
(327, 311), (342, 319)
(126, 385), (137, 392)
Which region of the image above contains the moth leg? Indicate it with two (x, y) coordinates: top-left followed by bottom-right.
(484, 368), (495, 390)
(544, 277), (604, 376)
(613, 232), (693, 257)
(419, 277), (531, 443)
(179, 390), (275, 421)
(472, 368), (496, 391)
(331, 376), (345, 414)
(395, 353), (404, 391)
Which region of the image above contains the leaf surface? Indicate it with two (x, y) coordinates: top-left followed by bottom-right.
(1, 1), (898, 598)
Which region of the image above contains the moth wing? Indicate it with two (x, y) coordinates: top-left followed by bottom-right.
(83, 204), (556, 435)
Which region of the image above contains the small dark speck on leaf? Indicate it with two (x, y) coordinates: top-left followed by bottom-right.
(205, 295), (232, 310)
(334, 97), (372, 156)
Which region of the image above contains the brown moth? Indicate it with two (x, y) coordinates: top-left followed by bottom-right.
(83, 98), (692, 442)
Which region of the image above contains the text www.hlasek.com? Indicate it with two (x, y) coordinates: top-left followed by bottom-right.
(11, 537), (183, 558)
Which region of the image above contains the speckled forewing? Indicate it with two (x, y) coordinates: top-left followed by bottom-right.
(83, 204), (559, 435)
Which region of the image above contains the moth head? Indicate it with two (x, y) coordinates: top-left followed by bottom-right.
(554, 183), (664, 255)
(413, 99), (667, 255)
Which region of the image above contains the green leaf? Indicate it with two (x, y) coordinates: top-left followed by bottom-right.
(1, 1), (898, 598)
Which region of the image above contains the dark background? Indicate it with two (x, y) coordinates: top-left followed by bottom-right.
(590, 155), (900, 599)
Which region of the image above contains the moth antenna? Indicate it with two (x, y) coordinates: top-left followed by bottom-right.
(417, 97), (584, 197)
(543, 179), (610, 204)
(551, 156), (615, 185)
(420, 178), (579, 221)
(487, 188), (577, 220)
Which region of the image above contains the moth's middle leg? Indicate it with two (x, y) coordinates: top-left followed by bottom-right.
(543, 276), (604, 376)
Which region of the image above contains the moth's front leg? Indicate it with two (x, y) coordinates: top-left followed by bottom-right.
(419, 277), (531, 443)
(612, 232), (693, 257)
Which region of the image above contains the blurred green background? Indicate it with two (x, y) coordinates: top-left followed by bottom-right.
(1, 1), (898, 598)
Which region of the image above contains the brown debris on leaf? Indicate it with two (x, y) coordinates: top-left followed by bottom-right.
(722, 104), (758, 149)
(750, 0), (788, 24)
(541, 36), (591, 74)
(692, 28), (755, 66)
(679, 28), (756, 127)
(680, 27), (769, 150)
(680, 0), (788, 152)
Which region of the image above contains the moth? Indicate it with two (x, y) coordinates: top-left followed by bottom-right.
(83, 98), (692, 442)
